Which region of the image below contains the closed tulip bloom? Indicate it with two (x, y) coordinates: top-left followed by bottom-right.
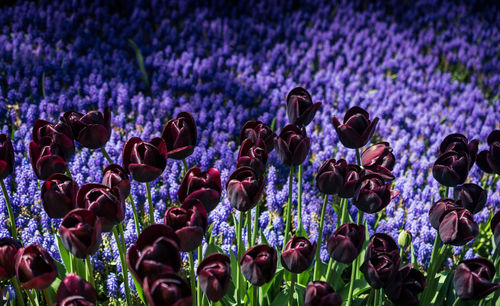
(56, 273), (97, 306)
(61, 108), (111, 149)
(491, 211), (500, 249)
(332, 106), (379, 149)
(237, 138), (268, 175)
(226, 167), (265, 212)
(41, 173), (79, 219)
(59, 209), (102, 259)
(439, 207), (478, 246)
(0, 134), (15, 180)
(161, 112), (197, 160)
(240, 244), (277, 286)
(360, 251), (401, 289)
(164, 199), (207, 252)
(76, 184), (124, 232)
(0, 237), (21, 280)
(127, 224), (181, 282)
(102, 164), (130, 198)
(365, 233), (400, 259)
(143, 273), (192, 306)
(384, 264), (426, 306)
(327, 223), (365, 264)
(339, 163), (362, 198)
(274, 124), (310, 166)
(178, 167), (221, 213)
(286, 87), (322, 127)
(281, 235), (316, 274)
(454, 183), (487, 214)
(197, 253), (231, 302)
(432, 150), (472, 187)
(476, 130), (500, 174)
(438, 133), (478, 163)
(428, 198), (461, 230)
(15, 244), (57, 289)
(361, 142), (395, 180)
(304, 281), (342, 306)
(353, 174), (399, 213)
(240, 120), (276, 153)
(29, 137), (67, 180)
(122, 137), (168, 183)
(32, 120), (75, 160)
(316, 159), (345, 195)
(454, 258), (500, 300)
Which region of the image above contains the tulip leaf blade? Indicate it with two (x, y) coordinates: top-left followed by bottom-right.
(269, 290), (288, 306)
(55, 234), (72, 273)
(204, 242), (225, 257)
(431, 271), (453, 305)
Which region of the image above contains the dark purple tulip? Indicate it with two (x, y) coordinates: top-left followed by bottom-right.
(240, 120), (276, 153)
(178, 167), (221, 213)
(61, 108), (111, 149)
(491, 211), (500, 249)
(143, 273), (192, 306)
(428, 198), (461, 230)
(439, 207), (478, 246)
(56, 273), (97, 306)
(226, 167), (265, 212)
(353, 174), (399, 213)
(127, 224), (181, 282)
(32, 120), (75, 160)
(163, 200), (207, 252)
(15, 244), (57, 289)
(454, 183), (487, 214)
(476, 130), (500, 174)
(438, 133), (479, 163)
(239, 244), (277, 286)
(339, 163), (363, 198)
(316, 159), (361, 197)
(237, 138), (268, 175)
(102, 164), (130, 198)
(360, 251), (401, 289)
(281, 235), (316, 274)
(361, 142), (395, 180)
(327, 223), (365, 264)
(122, 137), (168, 183)
(454, 257), (500, 300)
(76, 183), (124, 232)
(286, 87), (322, 127)
(384, 264), (426, 306)
(59, 209), (102, 259)
(0, 134), (15, 180)
(0, 237), (21, 280)
(332, 106), (379, 149)
(41, 173), (79, 219)
(432, 150), (472, 187)
(274, 124), (310, 166)
(197, 253), (231, 302)
(29, 138), (67, 180)
(161, 112), (197, 160)
(304, 281), (342, 306)
(365, 233), (400, 258)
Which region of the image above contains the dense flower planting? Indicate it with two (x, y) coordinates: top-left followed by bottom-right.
(0, 0), (499, 305)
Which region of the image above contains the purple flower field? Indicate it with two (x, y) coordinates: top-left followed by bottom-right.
(0, 0), (499, 304)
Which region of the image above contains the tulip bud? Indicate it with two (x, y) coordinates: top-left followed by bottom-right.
(102, 164), (130, 198)
(240, 120), (276, 153)
(274, 124), (310, 166)
(41, 173), (79, 219)
(161, 112), (197, 160)
(0, 237), (21, 280)
(0, 134), (15, 180)
(59, 209), (102, 259)
(454, 257), (500, 300)
(286, 87), (322, 127)
(361, 142), (395, 180)
(178, 167), (222, 213)
(281, 236), (316, 274)
(332, 106), (379, 149)
(304, 281), (342, 306)
(240, 244), (277, 286)
(476, 130), (500, 175)
(327, 223), (365, 264)
(237, 138), (268, 175)
(15, 244), (57, 289)
(143, 273), (193, 306)
(226, 167), (265, 212)
(353, 174), (399, 213)
(127, 224), (181, 282)
(398, 230), (412, 250)
(384, 264), (426, 306)
(56, 273), (97, 306)
(197, 253), (231, 302)
(491, 210), (500, 249)
(439, 207), (478, 246)
(164, 199), (207, 252)
(122, 137), (168, 183)
(61, 108), (111, 149)
(453, 183), (487, 214)
(29, 138), (67, 180)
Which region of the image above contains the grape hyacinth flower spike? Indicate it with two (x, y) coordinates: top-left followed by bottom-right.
(476, 130), (500, 174)
(286, 87), (322, 127)
(61, 107), (111, 149)
(161, 111), (197, 160)
(41, 173), (79, 219)
(332, 106), (379, 149)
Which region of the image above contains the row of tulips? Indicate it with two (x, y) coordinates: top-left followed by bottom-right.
(0, 86), (499, 305)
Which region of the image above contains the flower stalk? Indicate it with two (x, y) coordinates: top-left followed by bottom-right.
(283, 167), (295, 252)
(313, 194), (329, 280)
(1, 180), (17, 240)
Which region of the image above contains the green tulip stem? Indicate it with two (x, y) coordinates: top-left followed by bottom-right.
(288, 273), (296, 306)
(86, 256), (95, 287)
(283, 166), (295, 252)
(247, 210), (251, 248)
(236, 212), (244, 306)
(43, 288), (52, 305)
(11, 278), (24, 306)
(346, 259), (357, 306)
(112, 227), (132, 306)
(251, 197), (261, 247)
(252, 285), (258, 306)
(313, 194), (329, 280)
(145, 182), (154, 224)
(100, 146), (113, 164)
(356, 148), (361, 166)
(197, 244), (203, 306)
(297, 164), (303, 233)
(326, 260), (337, 284)
(182, 159), (188, 177)
(340, 197), (348, 226)
(25, 290), (36, 306)
(1, 180), (18, 240)
(188, 251), (197, 306)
